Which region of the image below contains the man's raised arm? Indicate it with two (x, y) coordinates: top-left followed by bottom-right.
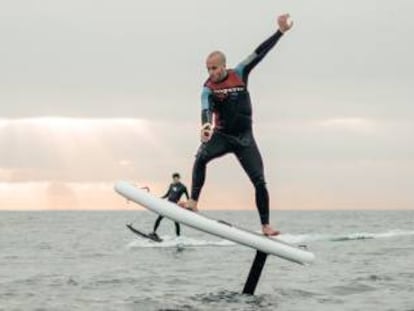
(235, 14), (293, 81)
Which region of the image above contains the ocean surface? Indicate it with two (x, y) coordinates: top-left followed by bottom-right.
(1, 210), (413, 311)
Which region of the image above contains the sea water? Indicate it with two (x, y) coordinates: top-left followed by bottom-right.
(1, 210), (413, 311)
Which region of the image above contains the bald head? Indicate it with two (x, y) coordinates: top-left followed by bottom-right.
(206, 50), (227, 83)
(207, 50), (226, 66)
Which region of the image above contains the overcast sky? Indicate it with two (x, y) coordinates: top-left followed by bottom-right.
(1, 0), (413, 211)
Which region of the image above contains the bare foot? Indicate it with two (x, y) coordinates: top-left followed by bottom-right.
(262, 224), (280, 236)
(177, 201), (186, 208)
(184, 199), (199, 212)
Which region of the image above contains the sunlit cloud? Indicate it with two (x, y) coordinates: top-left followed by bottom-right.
(0, 181), (126, 210)
(0, 117), (150, 134)
(0, 117), (189, 183)
(119, 160), (132, 166)
(0, 117), (201, 210)
(316, 117), (376, 133)
(1, 117), (413, 210)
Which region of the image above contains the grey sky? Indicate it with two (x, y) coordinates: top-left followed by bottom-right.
(1, 0), (412, 119)
(1, 0), (413, 209)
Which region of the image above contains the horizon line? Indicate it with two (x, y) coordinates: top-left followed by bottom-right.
(1, 208), (412, 212)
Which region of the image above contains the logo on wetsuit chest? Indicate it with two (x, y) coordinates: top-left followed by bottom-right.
(213, 87), (245, 95)
(172, 186), (178, 192)
(212, 87), (245, 101)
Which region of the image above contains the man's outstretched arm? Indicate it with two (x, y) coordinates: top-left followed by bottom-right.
(161, 185), (171, 199)
(235, 14), (293, 81)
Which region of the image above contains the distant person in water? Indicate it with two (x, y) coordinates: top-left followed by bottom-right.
(151, 173), (189, 238)
(185, 14), (293, 236)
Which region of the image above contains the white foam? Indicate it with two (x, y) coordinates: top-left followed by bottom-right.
(127, 235), (235, 249)
(280, 229), (414, 243)
(126, 229), (414, 249)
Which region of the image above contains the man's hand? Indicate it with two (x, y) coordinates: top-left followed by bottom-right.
(278, 14), (293, 33)
(200, 123), (213, 143)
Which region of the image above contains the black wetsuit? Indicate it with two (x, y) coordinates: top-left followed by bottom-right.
(153, 182), (189, 236)
(191, 30), (284, 225)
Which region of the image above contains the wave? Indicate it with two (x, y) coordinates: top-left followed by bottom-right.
(127, 235), (235, 249)
(280, 229), (414, 244)
(126, 229), (414, 249)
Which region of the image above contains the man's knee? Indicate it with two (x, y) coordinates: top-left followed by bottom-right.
(194, 147), (211, 167)
(252, 176), (266, 190)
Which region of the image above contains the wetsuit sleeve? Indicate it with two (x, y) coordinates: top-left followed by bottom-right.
(161, 185), (171, 199)
(234, 30), (284, 82)
(201, 86), (213, 125)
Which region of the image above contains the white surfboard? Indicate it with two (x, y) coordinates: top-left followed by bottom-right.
(115, 181), (315, 265)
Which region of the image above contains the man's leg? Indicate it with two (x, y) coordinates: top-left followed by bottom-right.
(235, 133), (279, 235)
(189, 133), (231, 210)
(175, 222), (181, 236)
(153, 215), (164, 233)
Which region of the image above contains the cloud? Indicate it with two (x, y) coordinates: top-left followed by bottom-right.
(1, 1), (413, 210)
(1, 116), (414, 210)
(0, 117), (198, 182)
(316, 117), (376, 133)
(0, 181), (125, 210)
(46, 182), (79, 210)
